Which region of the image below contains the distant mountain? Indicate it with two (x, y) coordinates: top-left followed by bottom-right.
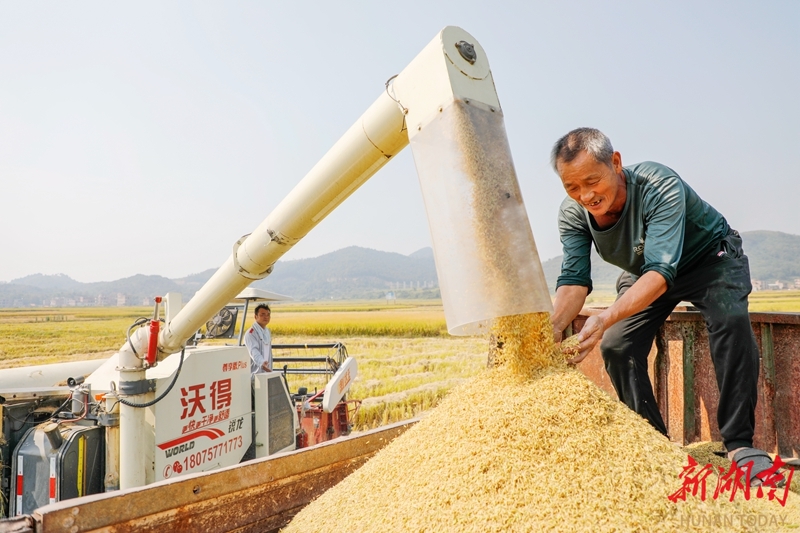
(2, 232), (799, 307)
(10, 273), (84, 291)
(252, 246), (438, 300)
(408, 247), (434, 259)
(168, 246), (439, 301)
(540, 230), (800, 293)
(739, 231), (800, 282)
(0, 247), (439, 307)
(541, 251), (623, 293)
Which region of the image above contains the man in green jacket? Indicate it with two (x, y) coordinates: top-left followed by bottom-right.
(549, 127), (775, 485)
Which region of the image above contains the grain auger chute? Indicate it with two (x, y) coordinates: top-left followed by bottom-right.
(0, 26), (552, 523)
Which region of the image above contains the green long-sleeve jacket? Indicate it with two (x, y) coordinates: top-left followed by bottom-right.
(556, 161), (729, 293)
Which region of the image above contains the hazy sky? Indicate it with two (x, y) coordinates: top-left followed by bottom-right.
(1, 1), (798, 283)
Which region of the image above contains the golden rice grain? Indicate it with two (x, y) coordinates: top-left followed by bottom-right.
(286, 364), (800, 532)
(489, 312), (560, 376)
(283, 101), (800, 531)
(561, 334), (581, 361)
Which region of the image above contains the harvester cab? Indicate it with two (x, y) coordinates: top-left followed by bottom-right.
(213, 287), (362, 448)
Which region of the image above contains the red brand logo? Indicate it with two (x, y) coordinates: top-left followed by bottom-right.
(669, 455), (793, 507)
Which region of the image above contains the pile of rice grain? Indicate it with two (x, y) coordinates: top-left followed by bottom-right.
(285, 103), (799, 531)
(284, 313), (800, 532)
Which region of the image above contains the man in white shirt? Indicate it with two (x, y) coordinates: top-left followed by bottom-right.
(244, 304), (272, 374)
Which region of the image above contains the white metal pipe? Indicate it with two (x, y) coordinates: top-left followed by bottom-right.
(159, 90), (407, 355)
(0, 360), (106, 390)
(119, 373), (147, 489)
(156, 25), (510, 354)
(118, 327), (150, 489)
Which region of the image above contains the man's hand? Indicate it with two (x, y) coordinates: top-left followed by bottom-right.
(563, 271), (668, 364)
(565, 315), (606, 364)
(552, 325), (564, 344)
(261, 362), (271, 372)
(551, 285), (589, 344)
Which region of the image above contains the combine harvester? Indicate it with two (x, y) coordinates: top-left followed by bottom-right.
(0, 27), (552, 533)
(4, 24), (800, 533)
(0, 286), (361, 521)
(3, 24), (800, 532)
(0, 26), (554, 532)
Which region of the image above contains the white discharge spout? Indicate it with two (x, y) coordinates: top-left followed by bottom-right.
(157, 26), (551, 355)
(156, 25), (552, 353)
(117, 25), (552, 490)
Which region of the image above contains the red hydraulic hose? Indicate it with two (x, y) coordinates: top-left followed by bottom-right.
(146, 296), (162, 367)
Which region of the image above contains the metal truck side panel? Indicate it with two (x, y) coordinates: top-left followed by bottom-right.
(33, 420), (415, 532)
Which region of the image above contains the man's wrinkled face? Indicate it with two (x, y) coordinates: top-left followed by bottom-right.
(255, 308), (271, 328)
(557, 150), (625, 218)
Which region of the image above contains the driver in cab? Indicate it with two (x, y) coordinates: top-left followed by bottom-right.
(244, 303), (272, 374)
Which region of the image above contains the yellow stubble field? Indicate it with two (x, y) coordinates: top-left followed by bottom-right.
(1, 292), (798, 428)
(0, 302), (488, 430)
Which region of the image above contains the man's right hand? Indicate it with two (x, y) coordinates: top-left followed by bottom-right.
(551, 285), (589, 344)
(553, 328), (563, 344)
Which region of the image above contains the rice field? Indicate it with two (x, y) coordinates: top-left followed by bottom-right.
(584, 289), (800, 312)
(1, 294), (798, 429)
(748, 290), (800, 312)
(0, 307), (152, 367)
(0, 303), (485, 430)
(269, 308), (447, 337)
(275, 335), (487, 431)
(0, 302), (450, 367)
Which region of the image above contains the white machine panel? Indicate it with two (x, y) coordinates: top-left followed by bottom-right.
(153, 346), (251, 482)
(253, 372), (297, 458)
(322, 356), (357, 413)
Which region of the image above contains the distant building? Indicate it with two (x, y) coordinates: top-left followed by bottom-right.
(116, 293), (127, 306)
(751, 280), (763, 291)
(767, 280), (785, 291)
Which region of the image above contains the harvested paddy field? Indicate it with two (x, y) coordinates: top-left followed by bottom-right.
(0, 307), (150, 367)
(277, 335), (487, 430)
